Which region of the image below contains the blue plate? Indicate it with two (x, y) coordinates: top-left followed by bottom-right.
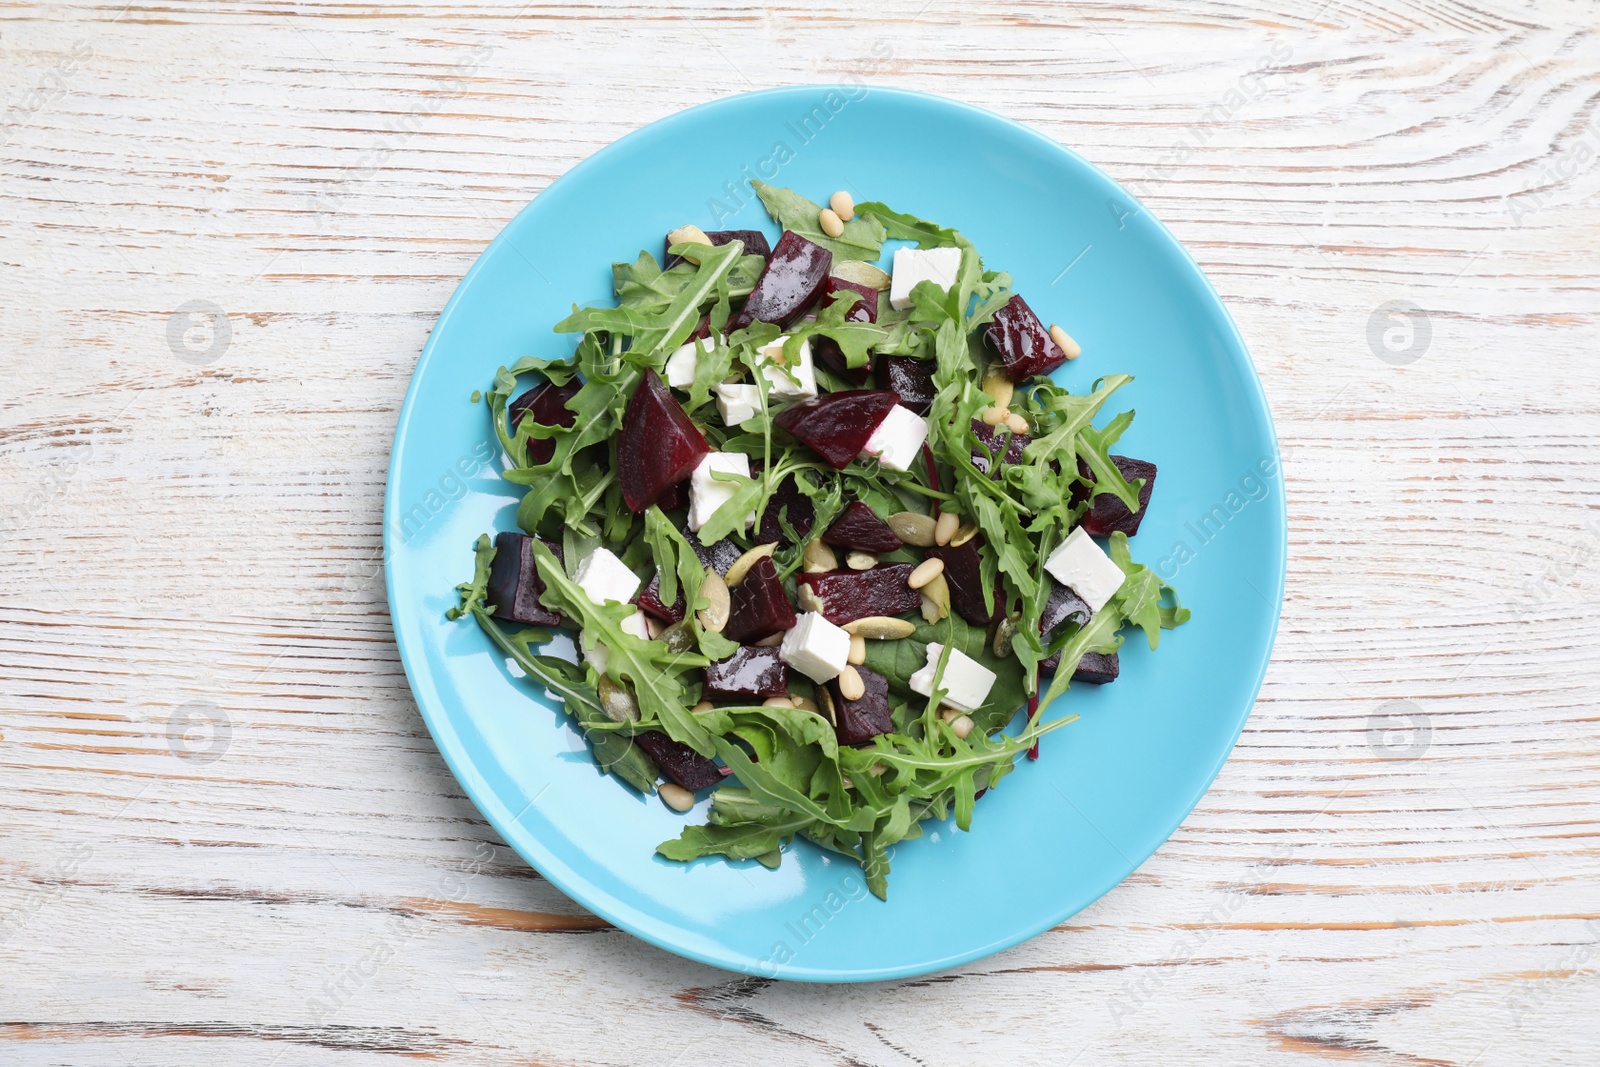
(385, 86), (1285, 982)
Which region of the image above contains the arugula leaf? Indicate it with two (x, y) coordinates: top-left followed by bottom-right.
(448, 535), (660, 794)
(529, 541), (718, 757)
(752, 180), (886, 261)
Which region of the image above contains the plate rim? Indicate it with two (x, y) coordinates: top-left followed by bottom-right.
(384, 84), (1287, 982)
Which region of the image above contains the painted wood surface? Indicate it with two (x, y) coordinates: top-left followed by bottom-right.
(2, 1), (1597, 1063)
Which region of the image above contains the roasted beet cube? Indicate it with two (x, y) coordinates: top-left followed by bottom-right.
(1072, 455), (1157, 537)
(1066, 651), (1119, 684)
(487, 532), (563, 627)
(508, 380), (580, 466)
(723, 557), (797, 644)
(876, 356), (937, 415)
(826, 666), (892, 745)
(637, 570), (686, 624)
(618, 369), (711, 512)
(812, 276), (879, 386)
(664, 228), (772, 269)
(690, 536), (744, 577)
(632, 730), (723, 791)
(774, 390), (900, 469)
(796, 564), (921, 625)
(754, 474), (816, 545)
(822, 501), (902, 553)
(702, 644), (789, 701)
(1038, 580), (1093, 672)
(926, 539), (1001, 625)
(969, 419), (1030, 477)
(656, 479), (687, 512)
(985, 294), (1066, 381)
(729, 231), (832, 331)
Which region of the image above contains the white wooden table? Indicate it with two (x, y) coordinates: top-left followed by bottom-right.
(3, 2), (1597, 1063)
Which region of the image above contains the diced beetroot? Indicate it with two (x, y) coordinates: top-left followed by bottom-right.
(723, 557), (797, 644)
(825, 666), (892, 745)
(702, 644), (789, 701)
(632, 730), (723, 791)
(812, 276), (879, 386)
(927, 539), (1001, 625)
(1076, 651), (1120, 684)
(822, 501), (902, 553)
(508, 380), (580, 466)
(618, 369), (711, 512)
(969, 419), (1029, 477)
(1072, 455), (1157, 537)
(985, 294), (1066, 381)
(729, 231), (832, 331)
(664, 229), (772, 270)
(774, 390), (899, 469)
(487, 532), (564, 627)
(637, 570), (686, 624)
(656, 479), (687, 512)
(690, 536), (744, 577)
(1038, 581), (1092, 672)
(876, 356), (937, 416)
(754, 474), (816, 545)
(796, 565), (921, 625)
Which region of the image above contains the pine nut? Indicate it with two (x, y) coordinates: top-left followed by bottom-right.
(1049, 323), (1082, 359)
(980, 405), (1008, 426)
(981, 368), (1014, 409)
(950, 714), (975, 740)
(1005, 412), (1029, 435)
(818, 207), (846, 238)
(920, 572), (950, 623)
(725, 542), (776, 587)
(692, 700), (714, 713)
(934, 510), (960, 546)
(753, 631), (784, 647)
(829, 190), (855, 221)
(848, 634), (867, 665)
(845, 550), (877, 571)
(802, 538), (838, 574)
(763, 695), (796, 708)
(838, 665), (866, 702)
(659, 783), (696, 811)
(907, 557), (945, 589)
(667, 224), (712, 247)
(939, 706), (962, 722)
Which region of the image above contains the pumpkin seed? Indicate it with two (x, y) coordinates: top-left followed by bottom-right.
(950, 521), (979, 547)
(725, 542), (776, 587)
(888, 511), (937, 547)
(597, 676), (638, 723)
(842, 616), (916, 639)
(697, 567), (729, 633)
(830, 258), (890, 290)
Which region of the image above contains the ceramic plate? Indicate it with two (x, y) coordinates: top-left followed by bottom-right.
(385, 86), (1285, 981)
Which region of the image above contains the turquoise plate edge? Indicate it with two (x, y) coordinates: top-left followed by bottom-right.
(384, 85), (1287, 982)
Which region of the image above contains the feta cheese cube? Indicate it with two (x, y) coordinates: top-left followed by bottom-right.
(908, 642), (997, 713)
(1043, 526), (1127, 612)
(573, 547), (641, 607)
(714, 383), (761, 427)
(779, 611), (852, 683)
(581, 610), (650, 674)
(889, 246), (963, 310)
(757, 335), (817, 400)
(688, 451), (752, 532)
(860, 403), (929, 472)
(664, 337), (715, 390)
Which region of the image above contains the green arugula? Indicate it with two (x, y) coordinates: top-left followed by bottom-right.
(751, 180), (886, 261)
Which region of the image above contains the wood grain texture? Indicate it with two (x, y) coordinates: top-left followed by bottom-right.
(2, 0), (1598, 1063)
